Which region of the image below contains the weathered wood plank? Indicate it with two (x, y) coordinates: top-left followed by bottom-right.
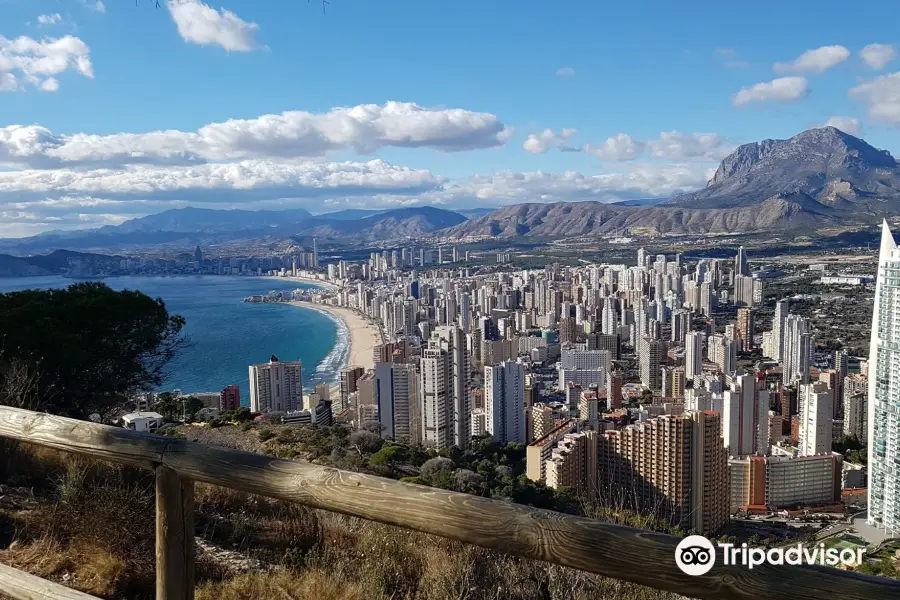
(155, 466), (194, 600)
(0, 406), (166, 469)
(2, 406), (898, 600)
(0, 562), (100, 600)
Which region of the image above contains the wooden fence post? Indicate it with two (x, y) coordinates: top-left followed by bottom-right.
(155, 465), (194, 600)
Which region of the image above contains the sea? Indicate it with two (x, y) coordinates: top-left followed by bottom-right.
(0, 275), (346, 405)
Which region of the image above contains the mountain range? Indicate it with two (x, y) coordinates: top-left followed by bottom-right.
(2, 126), (897, 253)
(0, 206), (468, 254)
(445, 126), (900, 239)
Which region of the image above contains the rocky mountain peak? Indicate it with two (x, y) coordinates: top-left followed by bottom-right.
(709, 126), (896, 186)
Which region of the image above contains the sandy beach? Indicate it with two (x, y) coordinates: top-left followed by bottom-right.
(289, 301), (380, 373)
(273, 275), (339, 290)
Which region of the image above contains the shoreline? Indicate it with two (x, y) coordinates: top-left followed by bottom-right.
(289, 300), (380, 396)
(271, 275), (339, 290)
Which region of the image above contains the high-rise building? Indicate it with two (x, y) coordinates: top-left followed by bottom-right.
(559, 317), (577, 344)
(484, 361), (526, 444)
(248, 355), (303, 413)
(735, 246), (749, 277)
(422, 326), (471, 449)
(799, 381), (834, 457)
(734, 275), (755, 307)
(374, 362), (420, 443)
(843, 374), (868, 440)
(772, 299), (789, 362)
(736, 308), (755, 351)
(219, 384), (240, 411)
(598, 411), (729, 535)
(638, 336), (665, 392)
(421, 347), (451, 449)
(340, 366), (365, 414)
(545, 431), (598, 496)
(722, 371), (767, 457)
(869, 222), (900, 535)
(685, 331), (705, 378)
(783, 314), (813, 385)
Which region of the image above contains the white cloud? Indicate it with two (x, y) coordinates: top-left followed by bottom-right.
(555, 67), (576, 77)
(850, 71), (900, 123)
(0, 35), (93, 92)
(523, 128), (578, 153)
(824, 116), (862, 135)
(0, 102), (511, 168)
(773, 45), (850, 74)
(0, 159), (442, 201)
(732, 76), (809, 107)
(0, 73), (17, 91)
(584, 133), (644, 161)
(39, 77), (60, 92)
(424, 164), (714, 206)
(714, 48), (750, 69)
(645, 131), (733, 161)
(861, 43), (896, 70)
(90, 1), (106, 13)
(167, 0), (260, 51)
(37, 14), (62, 25)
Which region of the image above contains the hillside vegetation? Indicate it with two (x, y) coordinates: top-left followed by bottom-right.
(0, 437), (680, 600)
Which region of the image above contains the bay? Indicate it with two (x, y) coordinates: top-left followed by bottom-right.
(0, 275), (341, 405)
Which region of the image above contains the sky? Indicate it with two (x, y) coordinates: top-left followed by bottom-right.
(1, 0), (900, 237)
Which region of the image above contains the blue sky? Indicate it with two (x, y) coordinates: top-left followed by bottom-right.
(1, 0), (900, 237)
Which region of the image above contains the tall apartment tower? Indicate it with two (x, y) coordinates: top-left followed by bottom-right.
(598, 411), (729, 535)
(736, 308), (755, 351)
(772, 299), (789, 362)
(799, 381), (834, 457)
(638, 336), (665, 392)
(484, 361), (526, 444)
(783, 315), (813, 385)
(339, 366), (365, 414)
(424, 326), (471, 450)
(248, 355), (303, 413)
(722, 371), (767, 457)
(685, 331), (705, 378)
(735, 246), (749, 277)
(374, 362), (420, 444)
(869, 222), (900, 535)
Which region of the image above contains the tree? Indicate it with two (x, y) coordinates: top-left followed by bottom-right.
(153, 393), (203, 423)
(369, 445), (408, 475)
(0, 282), (186, 420)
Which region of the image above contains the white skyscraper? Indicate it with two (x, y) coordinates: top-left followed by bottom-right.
(420, 347), (451, 449)
(772, 299), (789, 362)
(723, 373), (756, 457)
(799, 381), (834, 457)
(423, 326), (471, 449)
(685, 331), (705, 378)
(248, 355), (302, 413)
(868, 221), (900, 534)
(484, 361), (526, 444)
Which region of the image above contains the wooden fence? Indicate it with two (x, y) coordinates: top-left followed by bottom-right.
(1, 406), (898, 600)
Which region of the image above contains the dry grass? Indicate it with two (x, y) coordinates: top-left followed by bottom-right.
(196, 570), (373, 600)
(0, 443), (681, 600)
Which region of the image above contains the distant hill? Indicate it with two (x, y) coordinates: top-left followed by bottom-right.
(440, 198), (836, 238)
(0, 250), (122, 278)
(0, 207), (468, 253)
(455, 208), (496, 219)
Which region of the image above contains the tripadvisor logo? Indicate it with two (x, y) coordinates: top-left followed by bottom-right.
(674, 535), (865, 576)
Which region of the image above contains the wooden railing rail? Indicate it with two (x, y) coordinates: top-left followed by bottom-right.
(1, 406), (898, 600)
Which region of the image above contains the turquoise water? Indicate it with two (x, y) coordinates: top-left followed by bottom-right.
(0, 275), (341, 404)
